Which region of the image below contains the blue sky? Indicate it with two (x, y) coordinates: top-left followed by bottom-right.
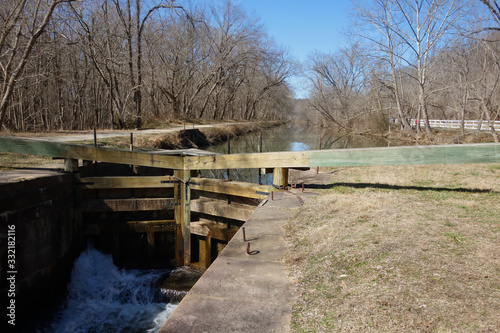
(233, 0), (353, 98)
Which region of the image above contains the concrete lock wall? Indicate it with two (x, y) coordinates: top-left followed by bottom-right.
(0, 172), (80, 319)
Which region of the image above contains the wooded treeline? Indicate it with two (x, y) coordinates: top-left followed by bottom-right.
(303, 0), (500, 141)
(0, 0), (294, 131)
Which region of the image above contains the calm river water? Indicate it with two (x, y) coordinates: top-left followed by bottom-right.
(203, 123), (390, 183)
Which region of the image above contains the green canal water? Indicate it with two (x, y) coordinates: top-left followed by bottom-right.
(203, 123), (390, 184)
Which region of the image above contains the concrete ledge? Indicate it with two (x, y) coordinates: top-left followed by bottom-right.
(159, 191), (301, 333)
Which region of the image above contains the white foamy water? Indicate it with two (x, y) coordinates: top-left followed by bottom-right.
(48, 246), (178, 333)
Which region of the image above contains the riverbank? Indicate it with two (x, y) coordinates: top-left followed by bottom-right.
(135, 121), (280, 149)
(384, 127), (497, 145)
(285, 164), (500, 332)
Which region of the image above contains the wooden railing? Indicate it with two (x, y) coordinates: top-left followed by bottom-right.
(411, 119), (500, 131)
(1, 137), (499, 171)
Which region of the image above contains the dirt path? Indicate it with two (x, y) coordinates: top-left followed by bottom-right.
(2, 122), (249, 143)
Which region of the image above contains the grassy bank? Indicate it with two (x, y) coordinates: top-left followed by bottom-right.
(285, 164), (499, 332)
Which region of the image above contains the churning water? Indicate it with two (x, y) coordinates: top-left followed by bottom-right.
(46, 246), (182, 333)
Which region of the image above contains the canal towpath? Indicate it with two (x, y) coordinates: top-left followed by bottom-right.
(1, 122), (250, 143)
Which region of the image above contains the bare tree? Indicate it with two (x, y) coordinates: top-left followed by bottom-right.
(0, 0), (76, 131)
(198, 0), (263, 120)
(352, 0), (414, 133)
(243, 41), (294, 120)
(394, 0), (472, 138)
(469, 38), (499, 141)
(480, 0), (500, 30)
(305, 44), (367, 131)
(0, 0), (294, 131)
(353, 0), (474, 138)
(112, 0), (182, 128)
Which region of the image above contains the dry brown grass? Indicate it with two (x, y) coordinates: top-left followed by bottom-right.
(0, 152), (55, 170)
(285, 164), (500, 332)
(386, 129), (496, 145)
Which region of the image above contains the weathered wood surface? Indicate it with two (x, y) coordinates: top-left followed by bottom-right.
(190, 178), (273, 199)
(190, 221), (238, 241)
(190, 199), (255, 221)
(307, 143), (500, 167)
(0, 136), (184, 169)
(174, 169), (191, 266)
(80, 176), (273, 198)
(81, 198), (175, 212)
(272, 167), (289, 189)
(185, 143), (499, 170)
(80, 176), (178, 189)
(184, 150), (309, 170)
(82, 219), (176, 234)
(197, 236), (212, 272)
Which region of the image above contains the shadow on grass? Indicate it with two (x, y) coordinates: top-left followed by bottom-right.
(304, 182), (497, 194)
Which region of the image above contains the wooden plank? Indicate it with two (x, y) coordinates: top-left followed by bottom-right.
(150, 148), (219, 156)
(80, 176), (178, 189)
(64, 158), (79, 172)
(0, 137), (184, 169)
(183, 150), (309, 170)
(190, 199), (255, 221)
(82, 219), (176, 234)
(183, 143), (499, 170)
(203, 236), (212, 270)
(190, 178), (273, 199)
(190, 221), (238, 242)
(174, 169), (191, 266)
(272, 167), (289, 189)
(308, 143), (500, 167)
(81, 198), (175, 212)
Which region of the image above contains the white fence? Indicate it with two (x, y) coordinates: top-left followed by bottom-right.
(410, 119), (500, 131)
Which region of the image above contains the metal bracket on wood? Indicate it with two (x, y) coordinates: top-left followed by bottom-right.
(161, 180), (180, 184)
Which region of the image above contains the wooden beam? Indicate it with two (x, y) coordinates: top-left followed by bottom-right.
(190, 178), (273, 199)
(80, 176), (178, 189)
(308, 143), (500, 167)
(81, 198), (175, 212)
(272, 167), (289, 189)
(183, 150), (309, 170)
(0, 137), (184, 169)
(202, 236), (212, 270)
(82, 219), (176, 234)
(1, 137), (498, 171)
(183, 143), (499, 170)
(64, 158), (79, 172)
(190, 199), (255, 221)
(190, 221), (238, 242)
(174, 169), (191, 266)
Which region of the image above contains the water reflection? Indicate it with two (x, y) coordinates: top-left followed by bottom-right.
(289, 142), (309, 151)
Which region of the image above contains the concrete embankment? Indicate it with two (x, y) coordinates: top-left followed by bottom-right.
(159, 191), (304, 333)
(0, 167), (80, 323)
